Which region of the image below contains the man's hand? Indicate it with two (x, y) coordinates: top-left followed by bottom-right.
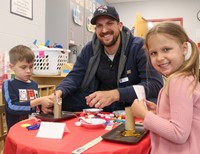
(85, 89), (120, 108)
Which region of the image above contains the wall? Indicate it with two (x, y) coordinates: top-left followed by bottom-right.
(45, 0), (106, 63)
(0, 0), (46, 54)
(112, 0), (200, 43)
(0, 0), (199, 56)
(45, 0), (69, 49)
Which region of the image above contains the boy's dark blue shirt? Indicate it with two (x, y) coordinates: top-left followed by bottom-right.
(3, 78), (38, 130)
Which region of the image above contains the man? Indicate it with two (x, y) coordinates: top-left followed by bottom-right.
(47, 5), (163, 112)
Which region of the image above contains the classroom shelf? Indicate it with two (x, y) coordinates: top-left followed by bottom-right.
(31, 75), (65, 86)
(38, 85), (55, 97)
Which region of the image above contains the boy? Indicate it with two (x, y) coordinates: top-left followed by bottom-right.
(2, 45), (53, 130)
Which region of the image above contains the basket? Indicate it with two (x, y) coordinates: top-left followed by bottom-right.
(32, 48), (69, 76)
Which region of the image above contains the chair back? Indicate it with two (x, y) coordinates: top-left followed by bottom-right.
(0, 104), (7, 142)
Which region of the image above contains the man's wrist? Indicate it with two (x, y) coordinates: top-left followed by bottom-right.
(112, 89), (120, 102)
(56, 90), (63, 98)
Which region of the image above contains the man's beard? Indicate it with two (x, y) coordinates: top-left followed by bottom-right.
(100, 33), (120, 47)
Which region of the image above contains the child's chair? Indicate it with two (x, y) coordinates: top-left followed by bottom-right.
(0, 104), (7, 142)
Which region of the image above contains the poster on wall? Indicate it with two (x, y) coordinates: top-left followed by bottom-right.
(72, 6), (83, 26)
(87, 14), (95, 33)
(10, 0), (33, 20)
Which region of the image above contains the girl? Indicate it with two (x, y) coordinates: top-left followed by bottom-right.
(131, 22), (200, 154)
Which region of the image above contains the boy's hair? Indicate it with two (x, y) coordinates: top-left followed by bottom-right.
(9, 45), (35, 65)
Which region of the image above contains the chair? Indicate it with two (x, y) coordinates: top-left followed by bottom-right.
(0, 104), (7, 142)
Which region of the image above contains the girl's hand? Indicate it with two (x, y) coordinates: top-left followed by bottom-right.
(131, 99), (148, 119)
(146, 100), (157, 114)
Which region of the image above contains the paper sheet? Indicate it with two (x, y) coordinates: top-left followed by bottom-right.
(36, 122), (66, 139)
(133, 85), (147, 108)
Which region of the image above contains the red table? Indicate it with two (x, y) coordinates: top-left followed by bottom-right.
(3, 117), (150, 154)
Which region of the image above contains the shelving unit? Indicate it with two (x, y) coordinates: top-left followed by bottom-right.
(38, 85), (55, 97)
(0, 90), (3, 105)
(31, 75), (66, 97)
(31, 75), (65, 86)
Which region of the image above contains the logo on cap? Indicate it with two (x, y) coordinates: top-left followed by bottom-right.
(97, 5), (108, 13)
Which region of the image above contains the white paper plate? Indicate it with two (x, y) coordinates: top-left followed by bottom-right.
(113, 110), (125, 117)
(83, 108), (103, 114)
(80, 118), (106, 129)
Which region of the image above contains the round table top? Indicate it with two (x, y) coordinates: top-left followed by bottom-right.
(3, 116), (150, 154)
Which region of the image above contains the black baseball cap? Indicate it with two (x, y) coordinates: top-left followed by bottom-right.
(91, 5), (120, 25)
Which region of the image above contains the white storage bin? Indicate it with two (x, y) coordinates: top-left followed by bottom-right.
(32, 48), (69, 76)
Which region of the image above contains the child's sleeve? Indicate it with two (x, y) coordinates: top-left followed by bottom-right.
(2, 80), (32, 116)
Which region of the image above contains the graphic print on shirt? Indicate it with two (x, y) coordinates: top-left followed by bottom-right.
(19, 89), (38, 102)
